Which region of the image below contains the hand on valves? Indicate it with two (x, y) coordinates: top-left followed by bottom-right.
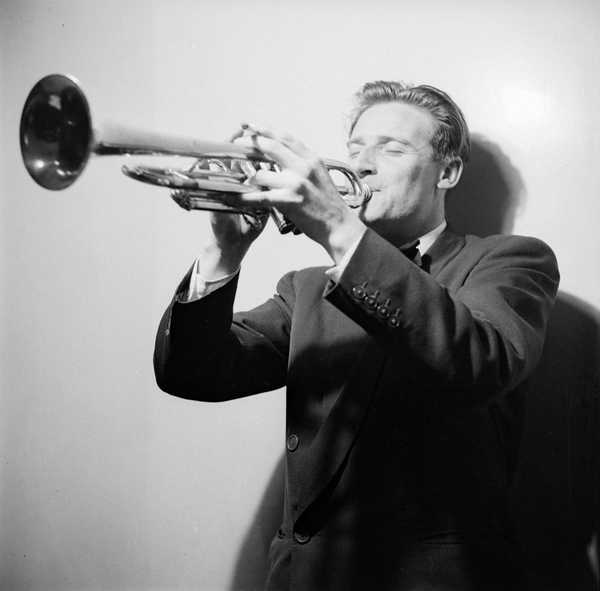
(228, 123), (367, 266)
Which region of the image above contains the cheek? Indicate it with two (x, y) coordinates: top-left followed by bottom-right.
(363, 160), (437, 216)
(386, 167), (425, 205)
(381, 160), (427, 192)
(404, 162), (432, 190)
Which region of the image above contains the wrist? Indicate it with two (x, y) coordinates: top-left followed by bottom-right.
(198, 241), (246, 279)
(324, 217), (367, 265)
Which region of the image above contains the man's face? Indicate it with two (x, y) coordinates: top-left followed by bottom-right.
(347, 101), (447, 243)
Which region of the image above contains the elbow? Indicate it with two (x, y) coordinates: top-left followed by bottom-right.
(154, 371), (228, 403)
(153, 365), (179, 396)
(153, 343), (177, 394)
(153, 356), (233, 403)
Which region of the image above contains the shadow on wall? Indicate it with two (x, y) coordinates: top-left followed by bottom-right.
(229, 135), (600, 590)
(511, 292), (600, 590)
(446, 133), (524, 237)
(229, 455), (285, 591)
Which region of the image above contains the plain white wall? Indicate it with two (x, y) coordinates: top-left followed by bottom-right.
(1, 0), (599, 589)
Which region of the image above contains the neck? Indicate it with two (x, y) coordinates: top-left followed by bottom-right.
(377, 212), (446, 248)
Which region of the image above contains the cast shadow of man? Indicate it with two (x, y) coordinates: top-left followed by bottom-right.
(229, 135), (600, 590)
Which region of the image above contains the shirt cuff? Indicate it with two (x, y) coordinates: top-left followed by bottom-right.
(324, 229), (367, 283)
(184, 258), (240, 302)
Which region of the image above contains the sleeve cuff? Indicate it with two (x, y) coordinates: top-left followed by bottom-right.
(183, 258), (240, 302)
(324, 229), (367, 283)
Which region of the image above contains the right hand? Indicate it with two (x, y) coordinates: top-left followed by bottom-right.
(200, 156), (270, 278)
(208, 205), (269, 260)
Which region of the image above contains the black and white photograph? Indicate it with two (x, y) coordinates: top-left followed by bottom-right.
(1, 1), (599, 589)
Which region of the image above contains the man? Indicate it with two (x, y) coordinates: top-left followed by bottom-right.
(154, 81), (559, 590)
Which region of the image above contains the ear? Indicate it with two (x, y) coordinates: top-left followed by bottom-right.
(436, 157), (463, 190)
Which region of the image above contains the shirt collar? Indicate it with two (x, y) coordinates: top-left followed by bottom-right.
(418, 220), (447, 255)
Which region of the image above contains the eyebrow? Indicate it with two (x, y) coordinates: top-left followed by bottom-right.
(346, 135), (418, 150)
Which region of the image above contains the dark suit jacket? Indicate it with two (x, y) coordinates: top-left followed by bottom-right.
(154, 227), (559, 590)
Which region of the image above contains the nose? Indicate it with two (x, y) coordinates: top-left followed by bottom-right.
(353, 146), (377, 178)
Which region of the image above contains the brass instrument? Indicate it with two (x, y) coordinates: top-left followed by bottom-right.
(19, 74), (372, 234)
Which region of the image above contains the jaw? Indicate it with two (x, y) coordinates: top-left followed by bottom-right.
(358, 190), (446, 247)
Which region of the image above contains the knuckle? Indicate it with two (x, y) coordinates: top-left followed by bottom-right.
(306, 156), (324, 176)
(308, 155), (322, 168)
(297, 162), (313, 178)
(292, 177), (307, 194)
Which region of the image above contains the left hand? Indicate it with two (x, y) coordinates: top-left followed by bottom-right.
(231, 123), (366, 264)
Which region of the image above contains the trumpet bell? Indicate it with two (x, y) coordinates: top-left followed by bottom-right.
(20, 74), (93, 190)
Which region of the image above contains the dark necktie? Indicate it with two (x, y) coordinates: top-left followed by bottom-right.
(400, 240), (421, 264)
(401, 240), (430, 272)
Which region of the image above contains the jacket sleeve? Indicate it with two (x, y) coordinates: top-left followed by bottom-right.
(153, 267), (296, 402)
(325, 228), (560, 406)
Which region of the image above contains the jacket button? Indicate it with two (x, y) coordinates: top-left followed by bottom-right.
(377, 299), (391, 318)
(293, 531), (310, 544)
(388, 312), (401, 328)
(351, 282), (368, 300)
(286, 434), (299, 451)
(364, 290), (380, 309)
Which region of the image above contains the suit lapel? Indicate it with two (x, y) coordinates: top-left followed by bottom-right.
(425, 227), (466, 278)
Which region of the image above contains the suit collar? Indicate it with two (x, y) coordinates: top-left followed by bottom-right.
(424, 226), (466, 277)
(419, 220), (447, 255)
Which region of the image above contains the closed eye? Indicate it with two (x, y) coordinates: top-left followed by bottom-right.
(346, 140), (418, 159)
(381, 141), (412, 154)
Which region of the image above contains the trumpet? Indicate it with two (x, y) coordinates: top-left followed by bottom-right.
(19, 74), (372, 234)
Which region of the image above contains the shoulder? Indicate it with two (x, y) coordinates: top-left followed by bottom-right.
(462, 232), (558, 268)
(464, 232), (554, 255)
(456, 232), (560, 290)
(430, 228), (559, 291)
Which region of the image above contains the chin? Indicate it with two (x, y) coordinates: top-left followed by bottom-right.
(358, 210), (378, 229)
(358, 197), (382, 223)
